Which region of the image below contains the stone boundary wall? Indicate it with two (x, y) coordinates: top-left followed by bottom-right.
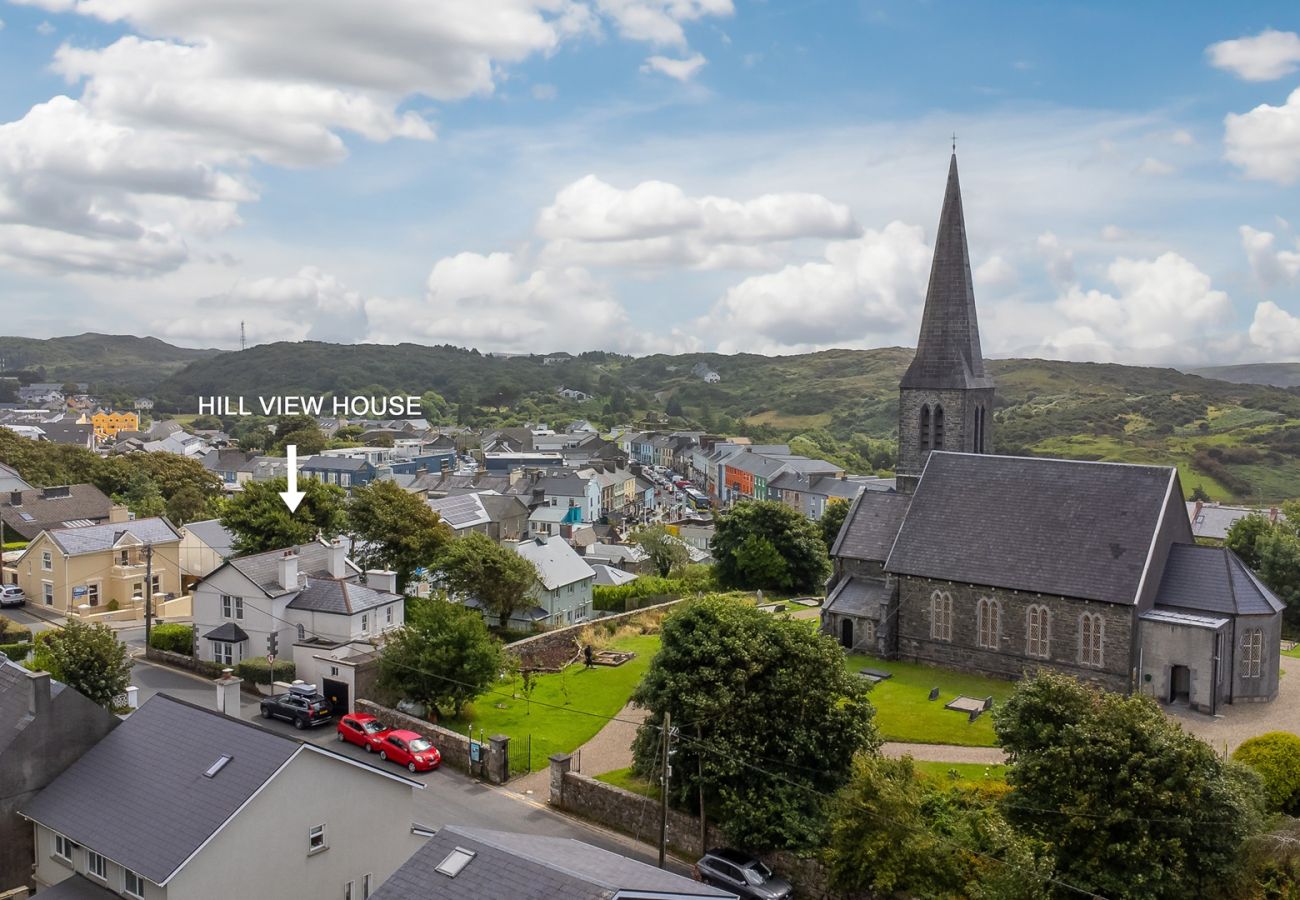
(355, 698), (510, 783)
(504, 598), (685, 669)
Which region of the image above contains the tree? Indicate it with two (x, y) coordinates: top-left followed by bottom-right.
(166, 484), (210, 525)
(436, 532), (538, 630)
(1256, 529), (1300, 626)
(220, 477), (348, 554)
(819, 498), (851, 552)
(630, 595), (878, 850)
(1226, 513), (1273, 570)
(348, 480), (453, 590)
(630, 525), (689, 577)
(1189, 485), (1211, 502)
(29, 619), (132, 709)
(665, 395), (684, 418)
(711, 500), (830, 593)
(1234, 732), (1300, 814)
(116, 471), (166, 518)
(994, 672), (1264, 900)
(377, 597), (502, 718)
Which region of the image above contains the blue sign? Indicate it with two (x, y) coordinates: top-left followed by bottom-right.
(72, 586), (88, 598)
(469, 741), (481, 763)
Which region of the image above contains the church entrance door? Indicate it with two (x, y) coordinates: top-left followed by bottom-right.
(1170, 665), (1191, 704)
(840, 618), (853, 649)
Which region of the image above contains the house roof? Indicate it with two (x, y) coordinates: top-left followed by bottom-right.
(427, 493), (492, 530)
(832, 490), (911, 562)
(38, 421), (95, 446)
(479, 493), (529, 523)
(825, 576), (892, 618)
(584, 542), (647, 565)
(530, 505), (576, 523)
(0, 659), (65, 757)
(592, 564), (638, 586)
(1185, 501), (1283, 541)
(183, 519), (236, 558)
(0, 461), (32, 493)
(286, 578), (401, 615)
(42, 517), (181, 557)
(1154, 544), (1285, 617)
(301, 455), (371, 472)
(203, 622), (250, 642)
(223, 541), (358, 596)
(370, 825), (733, 900)
(537, 474), (589, 497)
(886, 453), (1178, 604)
(1, 483), (114, 537)
(512, 536), (596, 591)
(27, 874), (120, 899)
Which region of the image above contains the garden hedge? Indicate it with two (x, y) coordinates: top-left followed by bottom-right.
(148, 623), (194, 655)
(236, 656), (296, 685)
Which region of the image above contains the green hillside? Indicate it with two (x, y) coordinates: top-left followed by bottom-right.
(0, 333), (219, 391)
(1190, 363), (1300, 389)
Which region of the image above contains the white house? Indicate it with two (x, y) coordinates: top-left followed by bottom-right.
(511, 536), (595, 629)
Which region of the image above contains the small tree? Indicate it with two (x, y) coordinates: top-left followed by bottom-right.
(220, 477), (348, 554)
(1234, 732), (1300, 814)
(30, 619), (133, 709)
(436, 532), (538, 630)
(378, 597), (503, 718)
(819, 498), (851, 552)
(630, 525), (689, 577)
(347, 480), (453, 590)
(711, 500), (830, 593)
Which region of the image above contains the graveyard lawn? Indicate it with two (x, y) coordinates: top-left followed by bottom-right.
(844, 653), (1015, 747)
(910, 759), (1009, 788)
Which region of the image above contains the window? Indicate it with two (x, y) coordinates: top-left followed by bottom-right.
(42, 550), (53, 571)
(124, 869), (146, 899)
(863, 619), (877, 643)
(933, 405), (945, 450)
(150, 574), (160, 596)
(87, 583), (100, 606)
(53, 833), (73, 864)
(385, 605), (393, 626)
(308, 824), (328, 855)
(132, 582), (143, 601)
(920, 405), (931, 452)
(43, 582), (54, 606)
(363, 873), (372, 898)
(361, 613), (369, 634)
(346, 882), (354, 900)
(976, 598), (1001, 649)
(1242, 628), (1264, 679)
(222, 595), (244, 619)
(213, 641), (234, 665)
(930, 590), (953, 642)
(119, 549), (130, 566)
(87, 849), (107, 880)
(1025, 604), (1050, 658)
(1079, 613), (1104, 668)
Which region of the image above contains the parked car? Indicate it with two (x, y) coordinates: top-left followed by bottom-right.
(0, 586), (26, 608)
(377, 729), (441, 773)
(694, 849), (792, 900)
(260, 684), (333, 730)
(336, 713), (391, 751)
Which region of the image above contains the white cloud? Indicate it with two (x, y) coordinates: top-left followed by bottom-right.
(596, 0), (732, 47)
(1170, 129), (1196, 146)
(696, 222), (932, 354)
(1207, 29), (1300, 81)
(1100, 224), (1128, 242)
(1249, 301), (1300, 358)
(1135, 156), (1175, 176)
(1036, 232), (1075, 284)
(1241, 225), (1300, 286)
(1225, 88), (1300, 184)
(531, 83), (558, 101)
(974, 255), (1017, 288)
(641, 53), (707, 81)
(36, 20), (54, 34)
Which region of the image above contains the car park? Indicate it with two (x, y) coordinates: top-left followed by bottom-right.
(259, 683), (333, 730)
(0, 586), (26, 608)
(694, 848), (792, 899)
(336, 713), (391, 751)
(377, 730), (442, 773)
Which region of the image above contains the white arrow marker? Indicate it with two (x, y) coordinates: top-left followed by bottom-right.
(279, 444), (305, 513)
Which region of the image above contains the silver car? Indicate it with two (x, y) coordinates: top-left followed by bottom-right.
(0, 586), (27, 608)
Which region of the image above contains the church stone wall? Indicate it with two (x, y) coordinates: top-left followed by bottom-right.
(895, 576), (1132, 692)
(1138, 620), (1223, 714)
(896, 386), (994, 485)
(1231, 614), (1281, 703)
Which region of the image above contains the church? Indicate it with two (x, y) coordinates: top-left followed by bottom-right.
(821, 153), (1283, 714)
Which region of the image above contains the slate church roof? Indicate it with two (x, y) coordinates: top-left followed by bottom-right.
(1155, 544), (1286, 617)
(831, 490), (912, 563)
(885, 452), (1183, 604)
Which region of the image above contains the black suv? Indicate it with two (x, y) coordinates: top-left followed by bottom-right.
(694, 849), (792, 899)
(260, 684), (333, 730)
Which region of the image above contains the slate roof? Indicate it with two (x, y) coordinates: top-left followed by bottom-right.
(1185, 501), (1284, 541)
(512, 537), (596, 591)
(537, 474), (589, 497)
(1155, 544), (1285, 617)
(825, 576), (892, 618)
(0, 659), (60, 757)
(592, 564), (638, 587)
(831, 490), (911, 562)
(225, 542), (356, 596)
(20, 694), (300, 885)
(183, 519), (236, 558)
(370, 825), (733, 900)
(900, 153), (994, 392)
(427, 493), (492, 530)
(26, 874), (118, 899)
(0, 462), (32, 493)
(44, 517), (181, 556)
(37, 421), (95, 446)
(203, 622), (250, 642)
(301, 455), (371, 472)
(886, 453), (1178, 604)
(1, 483), (114, 538)
(286, 578), (400, 615)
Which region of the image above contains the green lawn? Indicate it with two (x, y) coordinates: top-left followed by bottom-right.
(910, 760), (1008, 787)
(1282, 645), (1300, 659)
(443, 634), (660, 775)
(845, 654), (1014, 747)
(595, 765), (660, 799)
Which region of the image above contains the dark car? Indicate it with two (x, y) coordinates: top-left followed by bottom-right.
(260, 684), (333, 730)
(694, 849), (792, 900)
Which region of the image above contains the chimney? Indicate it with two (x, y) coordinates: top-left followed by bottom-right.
(8, 490), (21, 506)
(365, 570), (398, 594)
(109, 504), (130, 523)
(328, 537), (347, 579)
(214, 668), (243, 717)
(1192, 500), (1203, 523)
(27, 670), (51, 718)
(278, 550), (300, 591)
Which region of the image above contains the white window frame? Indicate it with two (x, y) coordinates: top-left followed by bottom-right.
(42, 550), (53, 571)
(309, 823), (328, 855)
(43, 581), (55, 606)
(385, 605), (393, 626)
(53, 833), (73, 864)
(222, 595), (244, 620)
(976, 598), (1001, 650)
(87, 583), (100, 607)
(87, 849), (107, 881)
(132, 582), (144, 601)
(929, 590), (953, 642)
(1242, 628), (1263, 679)
(213, 641), (234, 666)
(363, 873), (372, 898)
(123, 869), (146, 899)
(150, 574), (161, 595)
(361, 613), (369, 634)
(1025, 604), (1050, 659)
(1079, 612), (1104, 668)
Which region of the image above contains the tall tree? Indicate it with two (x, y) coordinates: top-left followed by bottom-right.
(220, 477), (348, 554)
(631, 595), (878, 850)
(348, 480), (453, 590)
(711, 500), (831, 593)
(377, 597), (502, 718)
(29, 619), (133, 709)
(436, 532), (538, 629)
(819, 498), (851, 552)
(629, 524), (689, 577)
(994, 672), (1264, 900)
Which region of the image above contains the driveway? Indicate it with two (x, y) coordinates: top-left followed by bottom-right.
(1163, 653), (1300, 753)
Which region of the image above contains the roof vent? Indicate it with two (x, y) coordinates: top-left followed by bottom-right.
(435, 847), (477, 878)
(203, 754), (232, 778)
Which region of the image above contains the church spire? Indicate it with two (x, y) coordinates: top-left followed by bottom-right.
(899, 153), (993, 391)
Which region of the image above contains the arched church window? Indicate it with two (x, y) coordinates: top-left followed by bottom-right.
(975, 406), (985, 454)
(933, 406), (945, 450)
(920, 405), (931, 452)
(976, 597), (1000, 649)
(1241, 629), (1263, 679)
(1025, 604), (1050, 658)
(930, 590), (953, 642)
(1079, 613), (1104, 668)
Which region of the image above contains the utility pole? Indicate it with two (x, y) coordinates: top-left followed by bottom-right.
(697, 724), (707, 856)
(143, 544), (154, 650)
(658, 710), (672, 868)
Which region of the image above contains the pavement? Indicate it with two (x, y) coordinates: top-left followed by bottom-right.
(510, 702), (649, 796)
(1164, 653), (1300, 754)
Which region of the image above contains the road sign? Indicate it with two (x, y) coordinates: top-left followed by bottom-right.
(267, 654), (276, 667)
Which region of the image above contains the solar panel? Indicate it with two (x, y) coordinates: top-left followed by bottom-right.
(427, 494), (487, 528)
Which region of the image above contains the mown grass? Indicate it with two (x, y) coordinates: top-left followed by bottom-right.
(596, 765), (660, 799)
(911, 759), (1008, 787)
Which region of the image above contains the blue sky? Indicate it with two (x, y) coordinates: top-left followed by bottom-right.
(0, 1), (1298, 365)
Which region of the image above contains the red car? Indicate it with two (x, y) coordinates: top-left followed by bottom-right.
(336, 713), (391, 752)
(378, 730), (442, 773)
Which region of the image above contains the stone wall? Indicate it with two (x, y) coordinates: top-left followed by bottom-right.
(895, 576), (1132, 693)
(504, 598), (684, 670)
(896, 386), (994, 484)
(356, 699), (476, 777)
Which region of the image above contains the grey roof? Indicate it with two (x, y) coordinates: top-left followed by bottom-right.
(44, 517), (181, 556)
(225, 542), (358, 596)
(592, 564), (638, 586)
(26, 874), (119, 899)
(301, 455), (371, 472)
(538, 474), (589, 497)
(825, 576), (892, 618)
(1, 483), (114, 538)
(183, 519), (236, 558)
(203, 622), (249, 642)
(900, 153), (993, 392)
(512, 537), (596, 591)
(832, 490), (911, 562)
(0, 461), (32, 493)
(1154, 544), (1285, 617)
(286, 578), (401, 615)
(370, 825), (734, 900)
(723, 452), (787, 479)
(530, 505), (576, 523)
(479, 493), (529, 523)
(1186, 502), (1284, 541)
(886, 453), (1177, 604)
(20, 694), (300, 885)
(1140, 608), (1230, 630)
(37, 421), (95, 446)
(0, 659), (65, 757)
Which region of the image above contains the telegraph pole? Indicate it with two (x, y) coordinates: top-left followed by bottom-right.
(658, 710), (672, 868)
(697, 724), (707, 856)
(143, 544), (154, 650)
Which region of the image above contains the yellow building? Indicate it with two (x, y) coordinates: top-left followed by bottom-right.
(14, 517), (182, 615)
(87, 410), (139, 439)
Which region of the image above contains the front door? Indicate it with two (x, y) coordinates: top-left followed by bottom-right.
(323, 678), (350, 715)
(840, 618), (853, 649)
(1169, 665), (1191, 704)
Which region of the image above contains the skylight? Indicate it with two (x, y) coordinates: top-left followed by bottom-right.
(203, 755), (232, 778)
(435, 847), (476, 878)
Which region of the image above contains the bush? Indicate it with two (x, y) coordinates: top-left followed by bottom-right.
(0, 641), (32, 661)
(592, 565), (716, 612)
(236, 656), (295, 684)
(149, 623), (194, 655)
(1234, 732), (1300, 813)
(105, 599), (120, 612)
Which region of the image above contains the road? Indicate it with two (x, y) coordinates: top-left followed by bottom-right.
(129, 657), (684, 872)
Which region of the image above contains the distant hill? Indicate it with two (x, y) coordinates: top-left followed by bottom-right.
(1190, 363), (1300, 389)
(0, 333), (219, 392)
